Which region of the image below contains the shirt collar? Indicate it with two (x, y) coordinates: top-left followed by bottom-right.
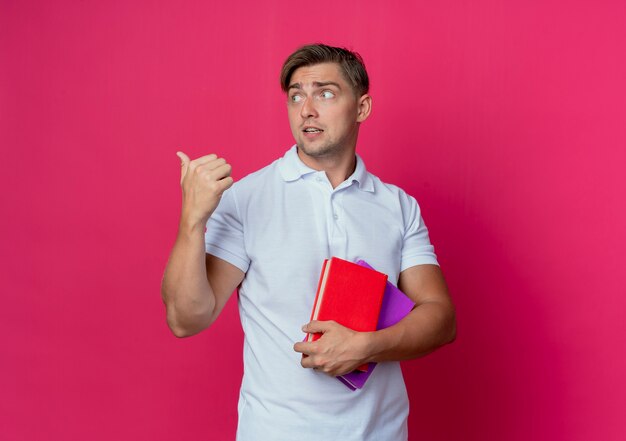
(277, 145), (375, 193)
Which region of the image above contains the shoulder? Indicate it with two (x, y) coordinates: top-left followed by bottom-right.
(232, 158), (281, 191)
(223, 157), (282, 205)
(368, 172), (421, 214)
(218, 156), (284, 218)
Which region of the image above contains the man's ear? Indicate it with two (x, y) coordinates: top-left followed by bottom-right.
(356, 94), (372, 122)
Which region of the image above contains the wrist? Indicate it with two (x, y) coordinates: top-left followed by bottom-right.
(178, 213), (207, 237)
(358, 331), (378, 364)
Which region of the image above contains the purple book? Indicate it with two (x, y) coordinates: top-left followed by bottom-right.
(337, 260), (415, 390)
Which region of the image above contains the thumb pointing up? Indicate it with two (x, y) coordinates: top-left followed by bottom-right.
(176, 151), (190, 184)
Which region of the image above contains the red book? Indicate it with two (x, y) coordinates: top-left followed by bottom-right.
(306, 257), (388, 371)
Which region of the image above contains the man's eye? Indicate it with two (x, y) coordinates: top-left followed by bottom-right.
(290, 95), (303, 103)
(321, 90), (335, 99)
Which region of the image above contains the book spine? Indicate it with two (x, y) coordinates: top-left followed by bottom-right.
(305, 259), (329, 343)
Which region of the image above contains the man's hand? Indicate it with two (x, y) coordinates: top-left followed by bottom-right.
(293, 320), (370, 377)
(177, 151), (234, 229)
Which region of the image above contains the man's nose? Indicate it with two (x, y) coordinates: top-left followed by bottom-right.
(300, 97), (318, 119)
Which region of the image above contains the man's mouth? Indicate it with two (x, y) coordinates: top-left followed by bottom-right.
(303, 127), (323, 133)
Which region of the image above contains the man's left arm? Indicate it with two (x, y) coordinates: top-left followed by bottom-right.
(295, 264), (456, 376)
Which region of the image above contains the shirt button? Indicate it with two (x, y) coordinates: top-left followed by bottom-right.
(316, 177), (323, 182)
(333, 214), (339, 220)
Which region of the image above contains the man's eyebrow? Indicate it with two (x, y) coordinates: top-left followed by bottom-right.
(287, 81), (342, 91)
(313, 81), (341, 89)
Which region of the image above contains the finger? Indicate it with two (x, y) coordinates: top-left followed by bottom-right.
(176, 151), (190, 167)
(300, 356), (316, 369)
(197, 161), (231, 179)
(176, 151), (190, 164)
(302, 320), (331, 334)
(212, 162), (233, 179)
(195, 157), (227, 171)
(176, 151), (191, 183)
(189, 153), (218, 168)
(216, 176), (234, 193)
(293, 341), (313, 355)
(299, 352), (321, 369)
(188, 155), (219, 175)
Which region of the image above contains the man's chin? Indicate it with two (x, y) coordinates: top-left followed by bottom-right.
(297, 142), (337, 158)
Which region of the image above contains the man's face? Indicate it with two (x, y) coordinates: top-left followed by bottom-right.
(287, 62), (370, 160)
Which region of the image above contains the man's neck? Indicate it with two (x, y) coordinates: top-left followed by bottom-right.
(296, 147), (357, 189)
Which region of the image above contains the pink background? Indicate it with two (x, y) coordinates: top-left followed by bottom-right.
(2, 1), (625, 439)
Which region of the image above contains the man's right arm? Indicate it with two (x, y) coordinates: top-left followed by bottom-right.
(161, 152), (244, 338)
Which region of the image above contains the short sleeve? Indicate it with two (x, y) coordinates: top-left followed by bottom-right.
(204, 186), (250, 273)
(400, 193), (439, 272)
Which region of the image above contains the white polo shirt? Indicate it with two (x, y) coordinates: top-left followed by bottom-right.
(205, 145), (438, 441)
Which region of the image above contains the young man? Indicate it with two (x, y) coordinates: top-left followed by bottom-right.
(162, 44), (456, 440)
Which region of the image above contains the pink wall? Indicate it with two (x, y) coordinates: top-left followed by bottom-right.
(2, 1), (625, 439)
